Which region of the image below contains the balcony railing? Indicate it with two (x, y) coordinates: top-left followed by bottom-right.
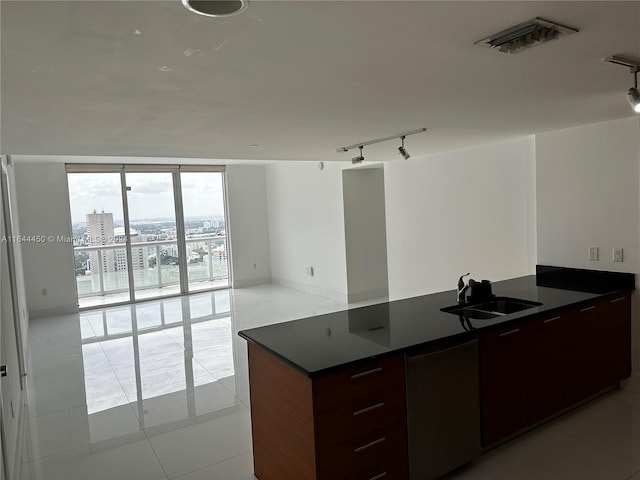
(74, 236), (228, 299)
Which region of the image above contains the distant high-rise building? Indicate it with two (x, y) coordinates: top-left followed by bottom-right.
(86, 210), (116, 274)
(85, 211), (147, 275)
(114, 227), (148, 271)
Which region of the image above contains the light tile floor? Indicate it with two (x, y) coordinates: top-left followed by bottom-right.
(21, 284), (640, 479)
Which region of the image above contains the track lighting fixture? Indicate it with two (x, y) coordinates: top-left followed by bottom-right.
(604, 55), (640, 114)
(351, 146), (364, 165)
(398, 136), (410, 160)
(338, 127), (427, 161)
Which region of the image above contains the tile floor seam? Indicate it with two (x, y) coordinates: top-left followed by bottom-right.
(25, 402), (88, 421)
(95, 339), (138, 403)
(22, 443), (91, 465)
(171, 452), (252, 480)
(215, 374), (238, 399)
(138, 419), (172, 480)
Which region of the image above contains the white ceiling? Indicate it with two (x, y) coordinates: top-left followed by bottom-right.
(1, 1), (639, 163)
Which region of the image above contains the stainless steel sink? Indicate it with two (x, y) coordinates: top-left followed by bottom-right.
(440, 305), (501, 319)
(473, 297), (542, 314)
(441, 297), (542, 320)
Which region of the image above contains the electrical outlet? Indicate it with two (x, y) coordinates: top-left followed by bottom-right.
(589, 246), (599, 261)
(613, 247), (623, 262)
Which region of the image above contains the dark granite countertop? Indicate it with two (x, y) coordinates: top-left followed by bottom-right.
(238, 269), (634, 377)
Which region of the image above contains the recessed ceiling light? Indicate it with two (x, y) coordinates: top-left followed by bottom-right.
(249, 144), (259, 148)
(182, 0), (249, 18)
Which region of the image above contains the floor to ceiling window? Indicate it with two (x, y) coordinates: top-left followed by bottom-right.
(67, 165), (229, 308)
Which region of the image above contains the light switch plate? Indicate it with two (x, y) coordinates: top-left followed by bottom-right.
(613, 247), (623, 262)
(589, 246), (599, 261)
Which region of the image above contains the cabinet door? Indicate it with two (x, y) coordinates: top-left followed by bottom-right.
(598, 294), (631, 387)
(480, 322), (527, 447)
(526, 310), (567, 424)
(564, 301), (601, 405)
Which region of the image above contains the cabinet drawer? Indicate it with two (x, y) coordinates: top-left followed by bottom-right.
(317, 385), (405, 450)
(318, 423), (407, 479)
(345, 456), (408, 480)
(315, 355), (404, 413)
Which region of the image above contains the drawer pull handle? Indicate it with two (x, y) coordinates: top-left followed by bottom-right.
(353, 402), (385, 417)
(580, 306), (596, 313)
(351, 367), (383, 380)
(611, 297), (627, 303)
(544, 316), (561, 324)
(499, 328), (520, 337)
(354, 436), (386, 453)
(369, 473), (387, 480)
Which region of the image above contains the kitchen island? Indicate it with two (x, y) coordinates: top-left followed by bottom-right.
(238, 266), (634, 480)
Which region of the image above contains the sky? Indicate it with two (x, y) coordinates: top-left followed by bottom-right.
(67, 172), (225, 224)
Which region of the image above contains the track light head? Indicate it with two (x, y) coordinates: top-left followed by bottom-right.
(604, 56), (640, 113)
(398, 136), (410, 160)
(628, 87), (640, 113)
(351, 146), (364, 164)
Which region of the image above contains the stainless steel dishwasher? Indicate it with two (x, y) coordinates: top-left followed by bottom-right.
(405, 336), (481, 479)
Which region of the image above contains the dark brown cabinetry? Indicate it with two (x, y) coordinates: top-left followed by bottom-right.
(479, 323), (528, 447)
(599, 294), (632, 388)
(246, 289), (632, 478)
(526, 309), (569, 424)
(248, 343), (407, 480)
(480, 292), (632, 447)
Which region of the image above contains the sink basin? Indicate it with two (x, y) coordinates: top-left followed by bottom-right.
(440, 305), (501, 319)
(441, 297), (542, 320)
(473, 297), (542, 314)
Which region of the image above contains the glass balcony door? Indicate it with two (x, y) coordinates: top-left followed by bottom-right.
(68, 166), (229, 309)
(124, 172), (182, 302)
(180, 172), (229, 292)
(68, 172), (131, 305)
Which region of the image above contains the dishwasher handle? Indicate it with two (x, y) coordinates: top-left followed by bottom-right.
(405, 338), (478, 362)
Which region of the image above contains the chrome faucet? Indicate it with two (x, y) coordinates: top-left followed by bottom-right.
(457, 273), (471, 304)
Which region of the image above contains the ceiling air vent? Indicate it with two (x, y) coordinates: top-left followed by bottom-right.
(474, 17), (579, 54)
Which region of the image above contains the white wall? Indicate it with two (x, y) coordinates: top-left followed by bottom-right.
(536, 117), (640, 272)
(536, 117), (640, 376)
(14, 162), (78, 318)
(266, 162), (348, 301)
(264, 138), (536, 303)
(225, 165), (272, 287)
(384, 137), (537, 300)
(343, 166), (389, 303)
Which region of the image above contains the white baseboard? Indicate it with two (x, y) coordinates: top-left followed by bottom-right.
(232, 277), (272, 288)
(271, 277), (348, 303)
(28, 303), (79, 320)
(347, 288), (389, 304)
